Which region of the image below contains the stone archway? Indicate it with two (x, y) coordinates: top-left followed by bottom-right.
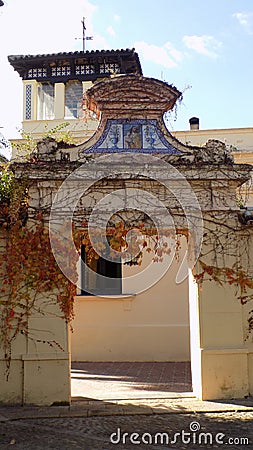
(1, 74), (253, 405)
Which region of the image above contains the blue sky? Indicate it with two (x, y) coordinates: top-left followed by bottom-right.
(0, 0), (253, 148)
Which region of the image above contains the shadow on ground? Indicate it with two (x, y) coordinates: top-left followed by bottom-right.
(71, 361), (193, 400)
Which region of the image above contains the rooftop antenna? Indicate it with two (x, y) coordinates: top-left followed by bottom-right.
(76, 17), (93, 51)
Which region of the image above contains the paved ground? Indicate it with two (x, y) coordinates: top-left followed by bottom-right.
(71, 362), (193, 400)
(1, 398), (253, 449)
(0, 362), (253, 449)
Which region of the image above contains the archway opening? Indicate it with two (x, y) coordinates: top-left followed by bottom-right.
(70, 233), (194, 401)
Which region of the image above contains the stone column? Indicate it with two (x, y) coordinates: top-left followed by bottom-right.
(190, 218), (250, 400)
(54, 83), (65, 119)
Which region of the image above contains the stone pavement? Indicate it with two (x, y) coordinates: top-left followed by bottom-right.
(0, 362), (253, 449)
(71, 362), (193, 400)
(0, 396), (253, 449)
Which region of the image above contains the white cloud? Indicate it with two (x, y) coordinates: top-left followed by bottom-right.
(107, 25), (116, 37)
(183, 35), (222, 58)
(134, 41), (183, 68)
(165, 42), (183, 62)
(0, 0), (99, 55)
(91, 34), (109, 50)
(233, 12), (253, 35)
(113, 14), (121, 22)
(0, 0), (110, 139)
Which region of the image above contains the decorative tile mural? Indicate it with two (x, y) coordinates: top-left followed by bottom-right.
(84, 119), (183, 154)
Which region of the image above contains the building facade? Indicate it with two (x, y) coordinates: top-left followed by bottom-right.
(8, 49), (142, 144)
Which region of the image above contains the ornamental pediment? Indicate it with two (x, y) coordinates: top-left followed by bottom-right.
(84, 75), (181, 117)
(32, 74), (237, 167)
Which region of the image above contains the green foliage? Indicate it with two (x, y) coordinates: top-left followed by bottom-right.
(0, 165), (13, 204)
(42, 122), (74, 145)
(236, 194), (245, 208)
(12, 123), (75, 160)
(12, 131), (37, 160)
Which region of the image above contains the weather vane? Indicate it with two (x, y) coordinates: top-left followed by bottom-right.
(76, 17), (93, 52)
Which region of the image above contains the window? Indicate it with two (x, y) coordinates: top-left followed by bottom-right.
(51, 66), (71, 77)
(80, 246), (122, 295)
(37, 83), (54, 120)
(28, 67), (47, 79)
(25, 84), (32, 120)
(75, 64), (95, 75)
(65, 81), (83, 119)
(99, 62), (120, 74)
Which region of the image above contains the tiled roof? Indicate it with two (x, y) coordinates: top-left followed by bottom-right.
(8, 48), (139, 61)
(8, 48), (142, 80)
(8, 48), (141, 73)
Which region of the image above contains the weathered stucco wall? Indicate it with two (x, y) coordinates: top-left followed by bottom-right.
(0, 211), (70, 406)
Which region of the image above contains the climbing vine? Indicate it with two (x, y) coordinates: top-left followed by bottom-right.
(0, 169), (78, 372)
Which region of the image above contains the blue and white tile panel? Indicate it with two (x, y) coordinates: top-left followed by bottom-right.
(84, 119), (183, 154)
